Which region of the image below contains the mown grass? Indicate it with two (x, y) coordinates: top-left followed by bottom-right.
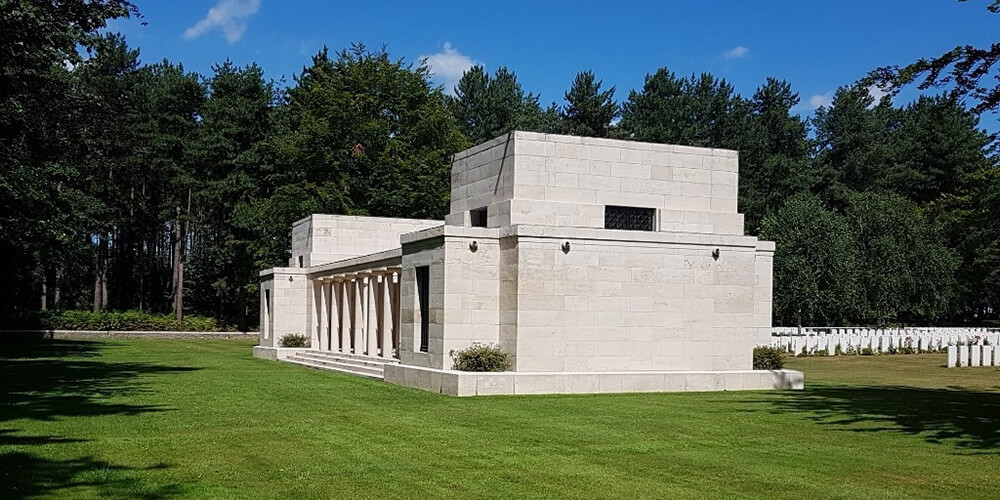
(1, 339), (998, 499)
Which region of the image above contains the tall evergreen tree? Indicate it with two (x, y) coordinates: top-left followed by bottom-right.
(131, 61), (205, 320)
(891, 95), (993, 204)
(620, 69), (752, 150)
(739, 78), (813, 232)
(560, 71), (618, 137)
(811, 85), (899, 208)
(73, 33), (143, 312)
(187, 61), (276, 328)
(449, 65), (549, 143)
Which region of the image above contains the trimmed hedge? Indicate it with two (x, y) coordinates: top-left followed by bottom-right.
(4, 310), (241, 332)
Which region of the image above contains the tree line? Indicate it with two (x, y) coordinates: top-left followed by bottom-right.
(3, 0), (998, 329)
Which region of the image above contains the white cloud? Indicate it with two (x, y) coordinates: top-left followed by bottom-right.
(183, 0), (261, 44)
(722, 46), (750, 59)
(802, 86), (891, 112)
(807, 91), (835, 110)
(866, 84), (890, 106)
(420, 43), (478, 95)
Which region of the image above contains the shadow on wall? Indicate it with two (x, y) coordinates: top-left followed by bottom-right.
(0, 337), (197, 498)
(757, 385), (1000, 454)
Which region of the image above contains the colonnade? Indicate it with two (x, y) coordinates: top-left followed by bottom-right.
(313, 267), (401, 358)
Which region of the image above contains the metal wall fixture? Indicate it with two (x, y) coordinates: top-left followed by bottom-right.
(712, 248), (720, 260)
(469, 240), (479, 252)
(561, 241), (571, 253)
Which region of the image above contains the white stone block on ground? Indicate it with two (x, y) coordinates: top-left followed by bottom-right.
(971, 346), (982, 366)
(959, 345), (969, 367)
(982, 346), (993, 367)
(947, 346), (957, 367)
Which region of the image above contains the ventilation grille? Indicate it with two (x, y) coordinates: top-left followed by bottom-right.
(604, 206), (655, 231)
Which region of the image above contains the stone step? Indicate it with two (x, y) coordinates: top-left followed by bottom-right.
(300, 350), (400, 365)
(294, 352), (392, 371)
(284, 357), (384, 379)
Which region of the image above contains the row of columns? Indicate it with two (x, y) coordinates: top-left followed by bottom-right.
(313, 267), (401, 359)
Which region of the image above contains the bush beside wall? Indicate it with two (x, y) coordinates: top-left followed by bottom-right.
(753, 346), (785, 370)
(451, 343), (511, 372)
(278, 333), (308, 348)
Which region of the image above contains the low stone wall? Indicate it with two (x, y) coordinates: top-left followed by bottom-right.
(384, 364), (804, 396)
(252, 346), (309, 360)
(1, 329), (256, 340)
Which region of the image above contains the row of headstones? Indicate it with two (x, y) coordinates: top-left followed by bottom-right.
(772, 327), (998, 337)
(771, 333), (1000, 356)
(947, 345), (1000, 368)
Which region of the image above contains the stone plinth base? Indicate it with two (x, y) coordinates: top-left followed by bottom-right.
(384, 364), (804, 396)
(253, 346), (308, 361)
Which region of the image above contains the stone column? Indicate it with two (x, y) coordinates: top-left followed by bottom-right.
(393, 269), (401, 356)
(352, 275), (363, 354)
(366, 272), (378, 357)
(338, 278), (349, 353)
(324, 279), (335, 351)
(316, 278), (328, 351)
(380, 270), (392, 358)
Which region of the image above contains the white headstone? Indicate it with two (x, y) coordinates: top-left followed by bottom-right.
(959, 345), (969, 367)
(947, 345), (957, 368)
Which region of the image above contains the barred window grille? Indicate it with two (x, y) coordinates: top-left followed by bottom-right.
(604, 206), (655, 231)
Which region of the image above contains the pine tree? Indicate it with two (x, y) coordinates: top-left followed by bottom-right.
(449, 65), (548, 143)
(560, 71), (618, 137)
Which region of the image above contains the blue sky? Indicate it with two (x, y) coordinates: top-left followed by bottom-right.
(110, 0), (999, 130)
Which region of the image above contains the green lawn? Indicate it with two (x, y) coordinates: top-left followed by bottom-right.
(2, 339), (999, 499)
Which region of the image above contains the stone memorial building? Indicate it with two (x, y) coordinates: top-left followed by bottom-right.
(253, 131), (803, 395)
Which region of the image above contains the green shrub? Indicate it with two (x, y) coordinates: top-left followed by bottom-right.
(279, 333), (308, 348)
(814, 349), (829, 357)
(834, 344), (843, 356)
(451, 343), (510, 372)
(861, 347), (874, 356)
(752, 346), (785, 370)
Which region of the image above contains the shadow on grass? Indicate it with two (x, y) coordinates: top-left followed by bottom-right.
(760, 386), (1000, 453)
(0, 338), (197, 498)
(1, 337), (106, 359)
(0, 452), (182, 499)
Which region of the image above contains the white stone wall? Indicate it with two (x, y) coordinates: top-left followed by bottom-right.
(441, 229), (502, 360)
(398, 231), (447, 369)
(290, 214), (440, 268)
(755, 244), (775, 347)
(258, 268), (309, 348)
(399, 226), (503, 370)
(501, 227), (769, 372)
(448, 132), (745, 235)
(446, 134), (516, 228)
